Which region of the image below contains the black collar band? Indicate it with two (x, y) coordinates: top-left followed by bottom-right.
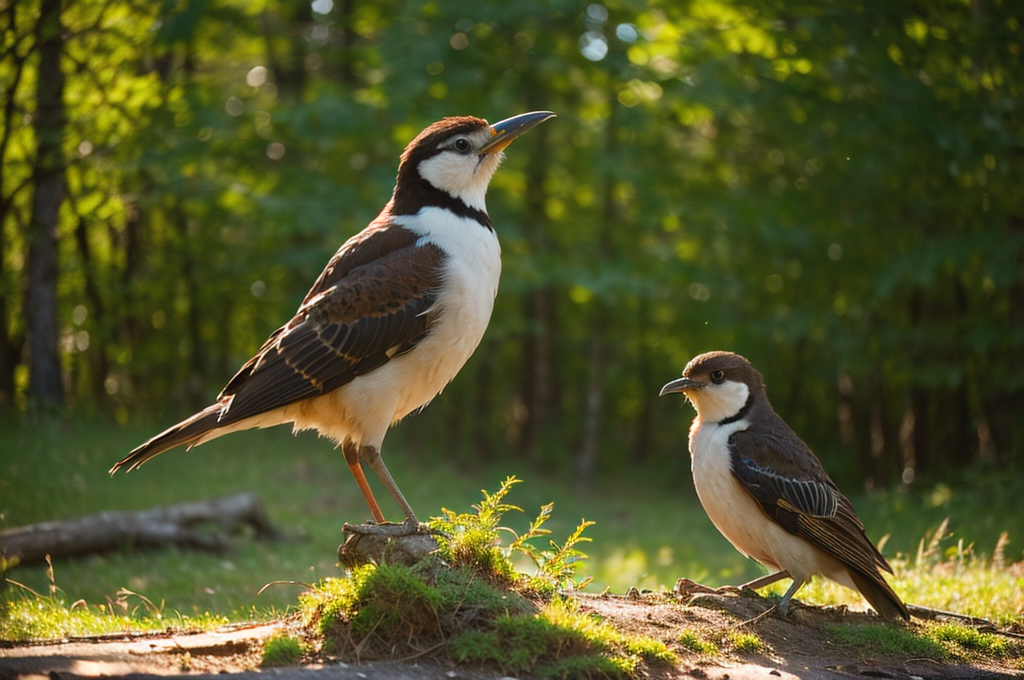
(393, 177), (493, 231)
(719, 391), (754, 425)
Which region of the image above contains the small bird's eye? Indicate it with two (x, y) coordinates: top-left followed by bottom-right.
(710, 369), (725, 383)
(453, 137), (472, 154)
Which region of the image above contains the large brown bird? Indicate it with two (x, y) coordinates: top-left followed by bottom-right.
(660, 351), (908, 619)
(112, 112), (555, 534)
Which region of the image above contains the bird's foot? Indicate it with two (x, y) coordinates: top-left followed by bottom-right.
(338, 517), (441, 569)
(342, 516), (435, 537)
(673, 577), (718, 598)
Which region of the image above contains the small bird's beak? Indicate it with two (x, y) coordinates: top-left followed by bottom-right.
(659, 377), (701, 397)
(477, 111), (556, 155)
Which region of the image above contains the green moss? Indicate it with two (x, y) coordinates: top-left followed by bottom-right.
(299, 479), (673, 678)
(348, 564), (443, 639)
(449, 596), (675, 678)
(678, 629), (718, 655)
(261, 634), (304, 666)
(835, 620), (1023, 663)
(835, 623), (947, 659)
(926, 621), (1017, 659)
(725, 630), (766, 653)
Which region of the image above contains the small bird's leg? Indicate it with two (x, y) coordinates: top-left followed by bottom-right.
(342, 440), (386, 523)
(738, 570), (790, 592)
(775, 578), (805, 617)
(359, 444), (419, 524)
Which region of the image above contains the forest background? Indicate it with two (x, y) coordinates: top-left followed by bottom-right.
(1, 0), (1022, 606)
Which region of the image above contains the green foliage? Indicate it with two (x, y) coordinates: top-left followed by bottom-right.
(834, 619), (1022, 664)
(2, 0), (1022, 491)
(677, 629), (718, 655)
(927, 622), (1016, 660)
(835, 623), (947, 659)
(299, 479), (671, 677)
(723, 630), (766, 654)
(0, 579), (227, 642)
(429, 476), (595, 593)
(260, 633), (305, 667)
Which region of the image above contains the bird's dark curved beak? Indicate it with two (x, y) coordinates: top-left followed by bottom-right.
(478, 111), (556, 155)
(659, 377), (700, 397)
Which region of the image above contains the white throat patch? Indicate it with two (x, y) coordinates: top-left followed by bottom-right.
(689, 380), (750, 424)
(416, 130), (503, 212)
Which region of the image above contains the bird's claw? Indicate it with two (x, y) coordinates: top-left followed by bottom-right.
(342, 516), (440, 538)
(673, 577), (718, 597)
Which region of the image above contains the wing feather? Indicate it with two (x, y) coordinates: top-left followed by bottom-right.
(728, 427), (908, 618)
(729, 428), (891, 574)
(216, 238), (444, 426)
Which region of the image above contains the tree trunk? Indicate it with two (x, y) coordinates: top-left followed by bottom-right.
(629, 298), (653, 464)
(576, 310), (606, 490)
(517, 113), (557, 462)
(0, 2), (28, 405)
(908, 288), (931, 475)
(74, 215), (110, 400)
(25, 0), (67, 407)
(576, 99), (619, 489)
(472, 338), (495, 460)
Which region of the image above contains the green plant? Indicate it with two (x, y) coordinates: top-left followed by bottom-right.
(299, 478), (672, 678)
(677, 629), (717, 655)
(834, 623), (947, 659)
(261, 634), (305, 666)
(429, 476), (595, 593)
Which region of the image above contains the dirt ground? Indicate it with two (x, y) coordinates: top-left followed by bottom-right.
(2, 591), (1021, 680)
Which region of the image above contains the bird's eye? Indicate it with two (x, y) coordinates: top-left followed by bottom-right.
(452, 137), (472, 154)
(710, 369), (725, 383)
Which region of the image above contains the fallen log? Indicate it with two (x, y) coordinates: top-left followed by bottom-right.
(0, 492), (279, 567)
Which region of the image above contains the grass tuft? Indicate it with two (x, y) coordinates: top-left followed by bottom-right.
(0, 587), (227, 641)
(724, 630), (766, 653)
(678, 629), (718, 655)
(925, 621), (1018, 660)
(261, 633), (305, 666)
(835, 623), (947, 659)
(298, 479), (674, 677)
(449, 596), (675, 677)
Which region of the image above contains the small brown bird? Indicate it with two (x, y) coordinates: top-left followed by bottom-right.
(111, 112), (555, 535)
(660, 351), (908, 619)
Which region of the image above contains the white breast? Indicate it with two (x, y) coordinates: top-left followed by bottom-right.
(689, 417), (853, 586)
(390, 207), (502, 416)
(288, 208), (501, 448)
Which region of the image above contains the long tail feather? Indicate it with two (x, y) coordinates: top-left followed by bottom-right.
(110, 403), (225, 473)
(848, 568), (909, 621)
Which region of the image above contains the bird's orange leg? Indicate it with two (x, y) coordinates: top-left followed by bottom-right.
(343, 441), (386, 523)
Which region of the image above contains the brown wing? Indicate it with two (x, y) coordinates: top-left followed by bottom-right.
(728, 425), (909, 619)
(215, 232), (445, 425)
(111, 221), (444, 473)
(728, 426), (888, 573)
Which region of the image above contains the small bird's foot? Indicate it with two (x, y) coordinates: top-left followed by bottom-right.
(673, 577), (718, 598)
(342, 515), (433, 537)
